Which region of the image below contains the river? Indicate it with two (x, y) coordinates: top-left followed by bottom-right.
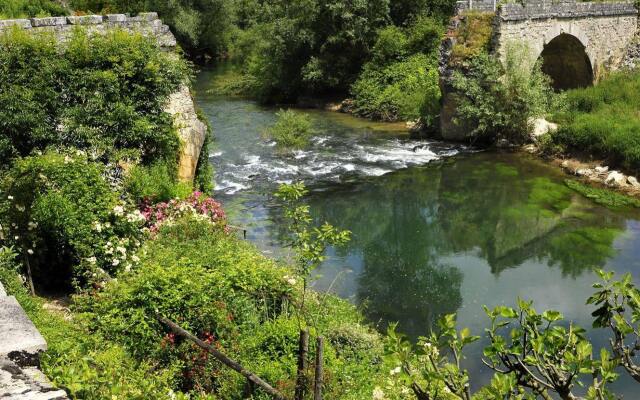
(195, 68), (640, 395)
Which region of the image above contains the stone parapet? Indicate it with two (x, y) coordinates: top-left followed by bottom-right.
(499, 0), (638, 21)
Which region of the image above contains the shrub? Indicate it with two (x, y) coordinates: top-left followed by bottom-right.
(264, 109), (315, 152)
(351, 54), (441, 122)
(351, 16), (444, 123)
(0, 151), (145, 290)
(124, 162), (192, 206)
(0, 28), (189, 165)
(551, 71), (640, 172)
(0, 260), (178, 399)
(140, 192), (227, 234)
(452, 42), (555, 144)
(0, 0), (68, 18)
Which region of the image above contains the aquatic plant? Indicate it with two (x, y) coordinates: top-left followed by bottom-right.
(264, 110), (316, 152)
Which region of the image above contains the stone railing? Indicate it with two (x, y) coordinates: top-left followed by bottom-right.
(0, 12), (176, 49)
(499, 0), (638, 21)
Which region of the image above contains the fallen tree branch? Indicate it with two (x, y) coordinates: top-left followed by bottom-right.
(158, 316), (287, 400)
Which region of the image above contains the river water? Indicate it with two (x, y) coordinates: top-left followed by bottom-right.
(195, 69), (640, 395)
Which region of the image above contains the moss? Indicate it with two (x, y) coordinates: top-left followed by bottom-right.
(449, 11), (495, 67)
(565, 179), (640, 210)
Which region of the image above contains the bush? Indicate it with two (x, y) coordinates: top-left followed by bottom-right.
(264, 109), (315, 152)
(124, 162), (192, 206)
(350, 16), (444, 123)
(551, 71), (640, 172)
(0, 259), (178, 399)
(71, 0), (236, 59)
(78, 215), (393, 399)
(0, 28), (189, 165)
(452, 42), (555, 144)
(0, 151), (145, 290)
(0, 0), (68, 18)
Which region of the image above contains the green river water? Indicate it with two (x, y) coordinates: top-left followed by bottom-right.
(195, 69), (640, 395)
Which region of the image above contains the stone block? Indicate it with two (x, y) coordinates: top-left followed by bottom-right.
(105, 14), (127, 23)
(66, 15), (103, 25)
(138, 12), (159, 21)
(0, 19), (31, 29)
(30, 17), (67, 27)
(0, 296), (47, 364)
(0, 358), (68, 399)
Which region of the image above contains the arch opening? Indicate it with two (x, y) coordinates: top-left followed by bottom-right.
(539, 33), (593, 91)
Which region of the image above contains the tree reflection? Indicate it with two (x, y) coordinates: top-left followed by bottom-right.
(266, 153), (629, 336)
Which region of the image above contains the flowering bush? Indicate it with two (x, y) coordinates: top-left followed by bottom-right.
(141, 192), (227, 234)
(0, 151), (145, 290)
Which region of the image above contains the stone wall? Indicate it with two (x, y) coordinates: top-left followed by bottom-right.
(0, 13), (207, 183)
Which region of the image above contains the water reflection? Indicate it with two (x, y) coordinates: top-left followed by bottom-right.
(303, 153), (628, 339)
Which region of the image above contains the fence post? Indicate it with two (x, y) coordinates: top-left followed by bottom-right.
(313, 336), (324, 400)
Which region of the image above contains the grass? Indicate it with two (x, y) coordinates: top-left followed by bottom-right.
(552, 71), (640, 173)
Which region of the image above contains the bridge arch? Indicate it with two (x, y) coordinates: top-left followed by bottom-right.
(538, 33), (594, 90)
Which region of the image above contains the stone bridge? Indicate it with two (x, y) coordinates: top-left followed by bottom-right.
(439, 0), (639, 139)
(493, 0), (638, 89)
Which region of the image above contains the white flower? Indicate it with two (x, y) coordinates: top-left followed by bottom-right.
(113, 205), (125, 216)
(64, 155), (72, 164)
(27, 249), (34, 255)
(116, 246), (127, 255)
(284, 275), (297, 286)
(131, 255), (140, 263)
(389, 366), (401, 376)
(124, 264), (132, 272)
(7, 195), (13, 200)
(28, 221), (38, 230)
(112, 259), (120, 266)
(87, 257), (97, 264)
(15, 205), (25, 212)
(93, 221), (102, 232)
(372, 387), (385, 400)
(126, 210), (146, 223)
(14, 235), (19, 240)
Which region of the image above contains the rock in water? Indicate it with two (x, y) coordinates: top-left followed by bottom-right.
(605, 171), (627, 187)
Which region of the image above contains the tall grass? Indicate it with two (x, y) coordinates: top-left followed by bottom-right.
(553, 71), (640, 171)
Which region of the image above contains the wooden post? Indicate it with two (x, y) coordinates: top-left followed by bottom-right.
(294, 329), (309, 400)
(313, 336), (324, 400)
(158, 316), (287, 400)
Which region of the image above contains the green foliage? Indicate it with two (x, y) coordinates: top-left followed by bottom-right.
(351, 16), (444, 123)
(449, 11), (494, 66)
(452, 42), (556, 144)
(71, 0), (236, 58)
(589, 270), (640, 383)
(264, 110), (316, 152)
(0, 0), (68, 18)
(389, 0), (457, 25)
(0, 258), (178, 399)
(0, 28), (189, 165)
(551, 71), (640, 172)
(0, 151), (145, 290)
(233, 0), (390, 102)
(78, 215), (387, 399)
(565, 179), (640, 210)
(124, 162), (192, 205)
